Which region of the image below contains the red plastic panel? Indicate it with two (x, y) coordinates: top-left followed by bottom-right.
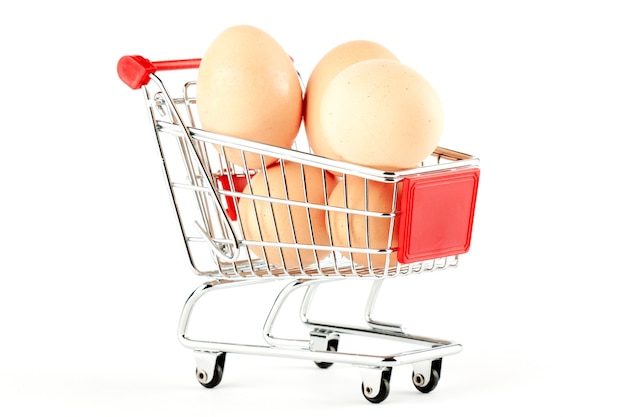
(397, 168), (480, 264)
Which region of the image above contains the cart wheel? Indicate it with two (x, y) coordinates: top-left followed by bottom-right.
(196, 352), (226, 389)
(314, 338), (339, 369)
(412, 358), (442, 394)
(361, 367), (392, 404)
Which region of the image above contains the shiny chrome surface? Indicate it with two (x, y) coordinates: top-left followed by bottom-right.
(131, 63), (476, 400)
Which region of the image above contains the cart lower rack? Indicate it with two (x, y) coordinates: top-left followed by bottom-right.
(118, 55), (480, 403)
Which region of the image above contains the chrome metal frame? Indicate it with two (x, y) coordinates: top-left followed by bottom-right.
(131, 65), (478, 402)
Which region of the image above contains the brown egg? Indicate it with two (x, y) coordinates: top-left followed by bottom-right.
(239, 161), (338, 269)
(320, 59), (443, 171)
(327, 176), (401, 269)
(304, 40), (399, 162)
(196, 25), (303, 169)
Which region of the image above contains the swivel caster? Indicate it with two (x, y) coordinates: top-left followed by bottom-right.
(360, 366), (392, 404)
(195, 351), (226, 389)
(310, 330), (340, 369)
(412, 358), (442, 394)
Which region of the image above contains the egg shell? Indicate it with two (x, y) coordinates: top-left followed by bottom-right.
(196, 25), (303, 169)
(320, 59), (444, 171)
(327, 176), (401, 269)
(239, 161), (338, 269)
(304, 40), (399, 163)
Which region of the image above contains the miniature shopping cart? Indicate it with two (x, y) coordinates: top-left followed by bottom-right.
(117, 55), (480, 403)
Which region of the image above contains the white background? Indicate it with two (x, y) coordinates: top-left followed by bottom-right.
(1, 0), (625, 415)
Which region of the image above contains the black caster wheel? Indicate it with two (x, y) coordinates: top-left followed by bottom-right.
(412, 358), (442, 394)
(314, 337), (339, 369)
(196, 352), (226, 388)
(361, 367), (392, 404)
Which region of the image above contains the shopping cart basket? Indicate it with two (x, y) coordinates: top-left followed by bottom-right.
(117, 55), (480, 403)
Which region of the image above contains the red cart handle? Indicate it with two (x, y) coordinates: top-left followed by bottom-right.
(117, 55), (201, 90)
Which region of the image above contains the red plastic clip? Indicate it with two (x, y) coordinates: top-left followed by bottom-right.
(215, 172), (253, 221)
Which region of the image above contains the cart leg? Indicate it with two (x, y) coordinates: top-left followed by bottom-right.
(364, 280), (406, 333)
(263, 279), (329, 349)
(178, 278), (269, 349)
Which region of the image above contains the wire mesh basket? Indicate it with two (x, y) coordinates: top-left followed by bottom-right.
(118, 55), (479, 280)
